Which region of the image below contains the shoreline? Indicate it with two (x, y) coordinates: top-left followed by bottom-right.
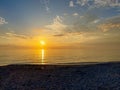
(0, 61), (120, 89)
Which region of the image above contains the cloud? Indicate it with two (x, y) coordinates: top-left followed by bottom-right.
(91, 19), (100, 24)
(99, 23), (120, 32)
(49, 13), (100, 35)
(45, 6), (50, 11)
(53, 34), (65, 37)
(75, 13), (101, 25)
(94, 0), (120, 7)
(98, 16), (120, 32)
(65, 24), (90, 34)
(75, 0), (120, 7)
(69, 1), (74, 7)
(45, 16), (67, 34)
(40, 0), (50, 12)
(44, 13), (100, 37)
(6, 33), (30, 39)
(76, 0), (89, 6)
(0, 32), (31, 39)
(0, 17), (8, 25)
(44, 11), (119, 44)
(82, 13), (99, 23)
(0, 36), (10, 39)
(43, 14), (119, 45)
(73, 13), (79, 16)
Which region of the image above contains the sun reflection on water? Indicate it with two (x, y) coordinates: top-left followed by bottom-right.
(41, 49), (45, 64)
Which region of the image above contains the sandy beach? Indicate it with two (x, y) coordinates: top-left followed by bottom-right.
(0, 62), (120, 90)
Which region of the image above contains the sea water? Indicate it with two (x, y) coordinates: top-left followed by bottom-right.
(0, 48), (120, 66)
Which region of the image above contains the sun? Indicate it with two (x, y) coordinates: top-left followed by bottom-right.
(40, 40), (46, 46)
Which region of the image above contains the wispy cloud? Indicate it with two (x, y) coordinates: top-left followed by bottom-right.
(99, 23), (120, 32)
(6, 32), (30, 39)
(98, 16), (120, 32)
(94, 0), (120, 7)
(76, 0), (89, 6)
(75, 0), (120, 7)
(45, 16), (67, 34)
(0, 36), (10, 39)
(0, 32), (31, 40)
(46, 13), (100, 35)
(0, 17), (8, 25)
(69, 1), (74, 7)
(45, 11), (119, 44)
(73, 13), (79, 16)
(91, 19), (101, 24)
(53, 34), (65, 37)
(40, 0), (50, 12)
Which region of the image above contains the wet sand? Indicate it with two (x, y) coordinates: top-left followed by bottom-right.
(0, 62), (120, 90)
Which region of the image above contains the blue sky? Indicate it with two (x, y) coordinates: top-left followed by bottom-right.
(0, 0), (120, 48)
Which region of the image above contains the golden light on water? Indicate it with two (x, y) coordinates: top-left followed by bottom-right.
(41, 49), (45, 64)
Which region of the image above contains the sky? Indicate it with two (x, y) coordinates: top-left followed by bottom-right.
(0, 0), (120, 49)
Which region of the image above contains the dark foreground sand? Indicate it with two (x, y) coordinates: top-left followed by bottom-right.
(0, 62), (120, 90)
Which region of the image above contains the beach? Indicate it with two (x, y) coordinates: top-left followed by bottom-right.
(0, 0), (120, 90)
(0, 62), (120, 90)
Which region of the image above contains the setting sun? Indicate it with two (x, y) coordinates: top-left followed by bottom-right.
(40, 40), (46, 46)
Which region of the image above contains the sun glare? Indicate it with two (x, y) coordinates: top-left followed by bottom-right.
(40, 40), (46, 46)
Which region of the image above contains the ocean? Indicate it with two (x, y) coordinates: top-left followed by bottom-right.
(0, 48), (120, 66)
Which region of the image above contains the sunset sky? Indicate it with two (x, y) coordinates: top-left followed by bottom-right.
(0, 0), (120, 49)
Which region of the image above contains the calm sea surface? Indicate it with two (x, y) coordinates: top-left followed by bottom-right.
(0, 49), (120, 66)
